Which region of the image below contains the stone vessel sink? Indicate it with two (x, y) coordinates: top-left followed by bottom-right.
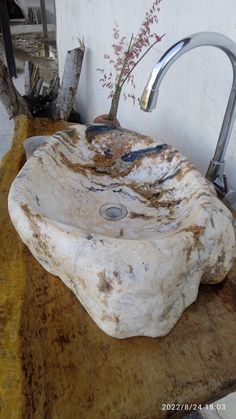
(8, 124), (236, 338)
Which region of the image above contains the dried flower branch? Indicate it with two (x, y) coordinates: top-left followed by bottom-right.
(97, 0), (164, 125)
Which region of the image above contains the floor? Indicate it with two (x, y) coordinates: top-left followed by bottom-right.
(0, 22), (235, 419)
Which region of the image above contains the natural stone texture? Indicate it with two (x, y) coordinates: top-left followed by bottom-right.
(1, 117), (236, 418)
(8, 123), (236, 338)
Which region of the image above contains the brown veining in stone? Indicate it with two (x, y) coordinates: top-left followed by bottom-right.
(175, 161), (196, 181)
(181, 225), (206, 237)
(20, 189), (61, 273)
(59, 151), (95, 175)
(129, 211), (154, 220)
(127, 181), (182, 214)
(59, 128), (80, 144)
(97, 271), (114, 294)
(101, 313), (120, 324)
(59, 149), (142, 179)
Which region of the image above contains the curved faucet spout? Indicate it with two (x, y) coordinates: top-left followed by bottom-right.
(140, 32), (236, 195)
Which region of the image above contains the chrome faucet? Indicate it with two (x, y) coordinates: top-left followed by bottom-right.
(140, 32), (236, 207)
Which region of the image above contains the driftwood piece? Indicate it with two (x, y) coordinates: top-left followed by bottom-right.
(47, 75), (60, 97)
(52, 46), (85, 120)
(35, 77), (43, 96)
(24, 61), (41, 96)
(24, 61), (33, 96)
(0, 57), (31, 117)
(31, 67), (40, 94)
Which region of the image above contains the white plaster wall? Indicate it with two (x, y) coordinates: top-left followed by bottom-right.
(55, 0), (236, 189)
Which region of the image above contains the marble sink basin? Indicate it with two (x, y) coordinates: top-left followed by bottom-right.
(8, 124), (236, 338)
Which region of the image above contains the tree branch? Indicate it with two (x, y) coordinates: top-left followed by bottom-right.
(52, 46), (85, 120)
(0, 57), (31, 118)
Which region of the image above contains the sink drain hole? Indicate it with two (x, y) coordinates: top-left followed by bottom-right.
(99, 203), (128, 221)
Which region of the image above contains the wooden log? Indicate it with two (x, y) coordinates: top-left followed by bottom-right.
(52, 46), (85, 120)
(31, 66), (40, 95)
(34, 77), (43, 96)
(24, 61), (33, 96)
(47, 75), (60, 97)
(0, 57), (31, 117)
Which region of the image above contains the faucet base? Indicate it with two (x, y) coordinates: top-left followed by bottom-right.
(206, 161), (236, 211)
(206, 159), (229, 196)
(206, 159), (225, 183)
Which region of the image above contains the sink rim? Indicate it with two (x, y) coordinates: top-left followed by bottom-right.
(8, 125), (230, 242)
(8, 125), (226, 242)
